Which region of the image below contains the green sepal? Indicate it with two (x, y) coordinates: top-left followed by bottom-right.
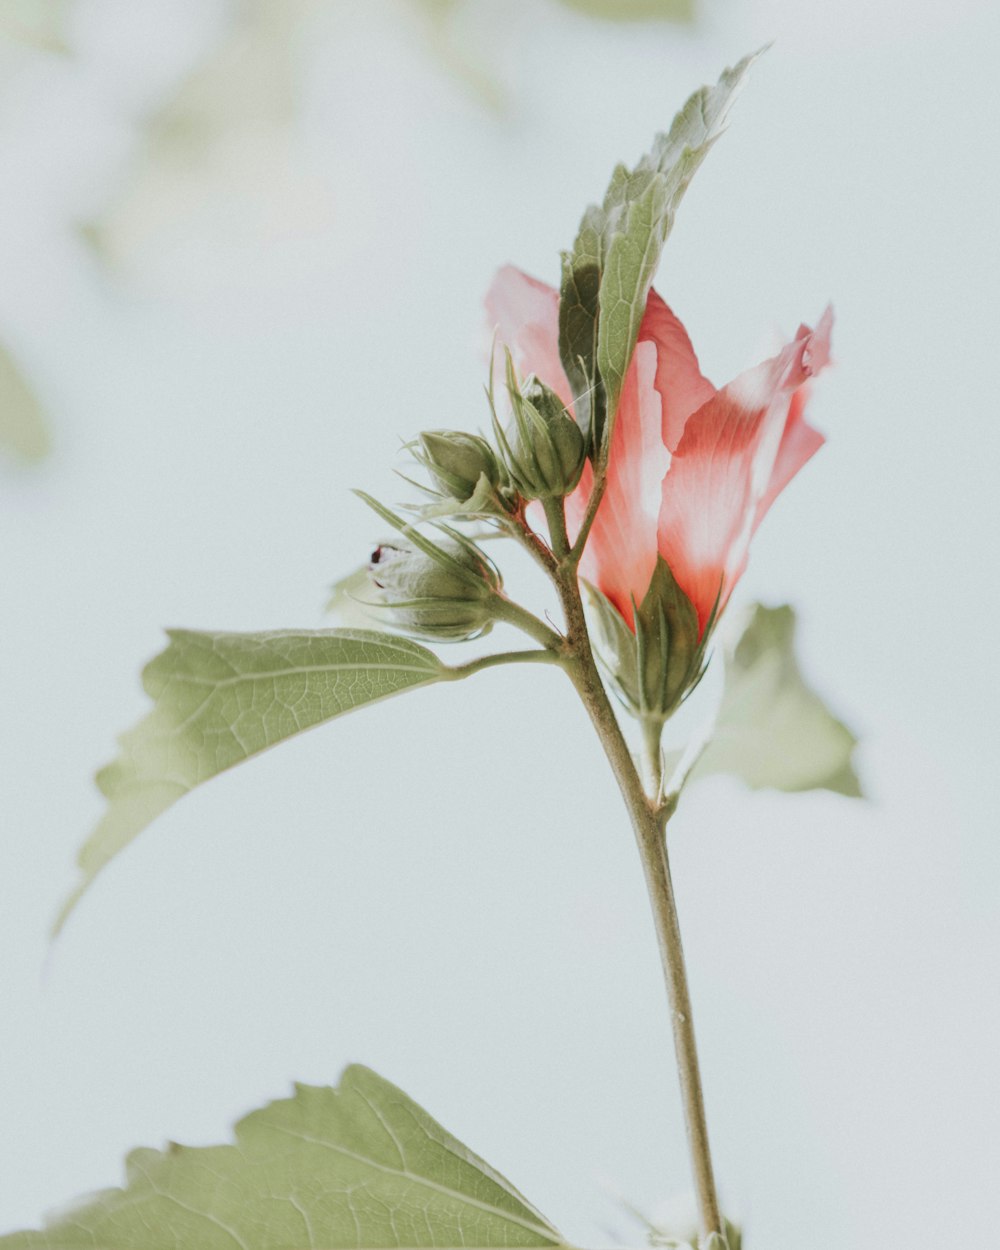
(356, 491), (510, 642)
(486, 349), (586, 501)
(584, 557), (707, 723)
(558, 50), (763, 451)
(409, 470), (508, 521)
(367, 537), (502, 642)
(407, 428), (508, 519)
(355, 491), (503, 597)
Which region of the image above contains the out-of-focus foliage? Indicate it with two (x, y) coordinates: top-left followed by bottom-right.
(0, 341), (50, 463)
(0, 0), (72, 55)
(80, 0), (322, 270)
(689, 604), (862, 797)
(82, 0), (698, 270)
(417, 0), (693, 25)
(413, 0), (694, 111)
(556, 0), (694, 21)
(412, 0), (509, 111)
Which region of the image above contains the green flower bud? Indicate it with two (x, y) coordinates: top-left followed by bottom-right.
(416, 429), (501, 503)
(586, 557), (708, 723)
(493, 354), (586, 500)
(368, 534), (502, 642)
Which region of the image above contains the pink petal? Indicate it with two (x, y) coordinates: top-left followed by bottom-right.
(642, 289), (716, 451)
(656, 311), (833, 634)
(572, 340), (670, 627)
(752, 387), (823, 532)
(483, 266), (572, 405)
(565, 292), (711, 626)
(753, 306), (833, 530)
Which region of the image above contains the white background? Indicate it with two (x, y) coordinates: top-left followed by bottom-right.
(1, 1), (998, 1246)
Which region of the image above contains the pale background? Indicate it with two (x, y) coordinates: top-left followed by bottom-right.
(1, 1), (998, 1246)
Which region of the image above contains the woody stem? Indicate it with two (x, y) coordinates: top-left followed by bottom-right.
(554, 562), (723, 1244)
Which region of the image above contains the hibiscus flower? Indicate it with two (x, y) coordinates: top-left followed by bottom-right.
(486, 266), (832, 638)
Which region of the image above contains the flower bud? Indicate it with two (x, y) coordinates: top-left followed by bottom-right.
(494, 355), (586, 500)
(416, 429), (501, 503)
(586, 558), (707, 723)
(368, 534), (502, 642)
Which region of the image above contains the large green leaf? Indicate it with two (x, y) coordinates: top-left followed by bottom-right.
(56, 629), (448, 933)
(689, 604), (862, 797)
(558, 51), (760, 443)
(0, 340), (50, 461)
(0, 1065), (569, 1250)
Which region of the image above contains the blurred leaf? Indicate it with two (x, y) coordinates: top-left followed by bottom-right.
(409, 0), (508, 112)
(81, 0), (318, 269)
(0, 340), (51, 462)
(56, 628), (448, 933)
(690, 603), (862, 797)
(0, 1065), (569, 1250)
(141, 0), (306, 153)
(0, 0), (73, 54)
(559, 51), (761, 444)
(556, 0), (694, 21)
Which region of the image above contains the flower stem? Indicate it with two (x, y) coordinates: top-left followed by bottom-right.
(640, 714), (667, 801)
(555, 568), (723, 1243)
(542, 496), (571, 560)
(491, 595), (564, 650)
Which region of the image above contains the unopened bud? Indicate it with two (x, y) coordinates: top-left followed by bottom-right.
(586, 558), (707, 722)
(494, 357), (586, 500)
(368, 535), (501, 642)
(416, 429), (501, 503)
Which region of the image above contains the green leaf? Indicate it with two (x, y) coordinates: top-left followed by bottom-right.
(0, 340), (50, 462)
(0, 1065), (570, 1250)
(56, 629), (447, 933)
(690, 604), (862, 797)
(556, 0), (694, 20)
(558, 51), (761, 444)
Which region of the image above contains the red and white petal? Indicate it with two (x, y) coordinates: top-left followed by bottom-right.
(641, 289), (716, 452)
(571, 340), (670, 627)
(752, 386), (824, 533)
(656, 312), (833, 634)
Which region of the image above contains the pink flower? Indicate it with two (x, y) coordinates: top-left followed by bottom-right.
(485, 266), (832, 636)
